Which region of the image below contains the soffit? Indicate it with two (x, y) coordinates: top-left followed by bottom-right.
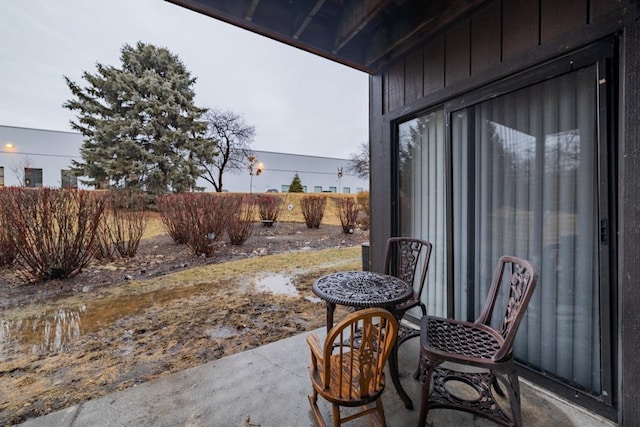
(165, 0), (490, 73)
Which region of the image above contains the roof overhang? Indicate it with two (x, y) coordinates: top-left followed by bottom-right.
(165, 0), (490, 74)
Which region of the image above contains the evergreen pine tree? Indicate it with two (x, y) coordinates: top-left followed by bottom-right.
(63, 42), (214, 195)
(289, 173), (304, 192)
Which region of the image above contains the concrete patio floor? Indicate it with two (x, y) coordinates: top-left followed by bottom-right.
(20, 326), (615, 427)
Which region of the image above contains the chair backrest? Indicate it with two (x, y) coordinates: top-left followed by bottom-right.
(322, 308), (398, 400)
(476, 255), (539, 361)
(384, 237), (432, 298)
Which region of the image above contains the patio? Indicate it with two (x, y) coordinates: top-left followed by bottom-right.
(20, 323), (614, 427)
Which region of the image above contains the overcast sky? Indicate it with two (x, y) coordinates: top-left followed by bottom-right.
(0, 0), (369, 159)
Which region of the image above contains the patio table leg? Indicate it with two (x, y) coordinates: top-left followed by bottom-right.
(325, 302), (336, 331)
(389, 339), (413, 409)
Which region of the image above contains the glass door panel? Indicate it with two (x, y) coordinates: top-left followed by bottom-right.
(398, 110), (447, 317)
(452, 66), (603, 394)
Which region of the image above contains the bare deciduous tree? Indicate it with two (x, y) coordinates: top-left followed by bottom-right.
(197, 108), (256, 192)
(346, 142), (369, 179)
(10, 156), (34, 187)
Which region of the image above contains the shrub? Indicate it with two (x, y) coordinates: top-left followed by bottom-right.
(158, 194), (190, 244)
(94, 212), (117, 261)
(104, 190), (147, 258)
(356, 191), (370, 230)
(159, 193), (230, 257)
(0, 188), (105, 282)
(334, 197), (359, 234)
(300, 195), (326, 229)
(256, 195), (283, 224)
(0, 219), (17, 267)
(226, 194), (256, 245)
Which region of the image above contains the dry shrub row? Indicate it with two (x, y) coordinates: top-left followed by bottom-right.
(94, 191), (147, 260)
(158, 193), (255, 256)
(0, 188), (105, 282)
(0, 188), (148, 282)
(300, 195), (326, 229)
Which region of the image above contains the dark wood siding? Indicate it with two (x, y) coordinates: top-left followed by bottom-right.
(386, 61), (404, 112)
(471, 0), (502, 75)
(405, 49), (423, 103)
(423, 35), (445, 95)
(502, 0), (539, 61)
(380, 0), (631, 115)
(621, 17), (640, 425)
(445, 18), (471, 86)
(540, 0), (587, 43)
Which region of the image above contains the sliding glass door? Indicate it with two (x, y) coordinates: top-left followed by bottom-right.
(397, 63), (612, 398)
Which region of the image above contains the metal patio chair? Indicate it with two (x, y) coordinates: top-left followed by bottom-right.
(417, 255), (538, 427)
(384, 237), (432, 347)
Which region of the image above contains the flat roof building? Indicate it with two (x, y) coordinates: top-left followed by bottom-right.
(0, 125), (368, 193)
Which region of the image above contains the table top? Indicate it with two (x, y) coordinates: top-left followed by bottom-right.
(312, 271), (412, 308)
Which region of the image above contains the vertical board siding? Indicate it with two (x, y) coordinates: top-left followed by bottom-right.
(445, 18), (471, 86)
(503, 0), (540, 61)
(387, 62), (405, 112)
(405, 48), (424, 103)
(541, 0), (588, 43)
(471, 0), (502, 75)
(590, 0), (629, 22)
(424, 35), (445, 98)
(621, 17), (640, 425)
(381, 0), (627, 115)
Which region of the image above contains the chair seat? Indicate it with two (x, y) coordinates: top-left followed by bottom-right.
(422, 316), (506, 366)
(394, 292), (420, 311)
(310, 348), (386, 406)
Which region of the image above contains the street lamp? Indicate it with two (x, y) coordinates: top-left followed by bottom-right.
(248, 155), (264, 194)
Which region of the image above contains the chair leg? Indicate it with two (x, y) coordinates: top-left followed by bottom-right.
(507, 370), (523, 427)
(375, 397), (387, 427)
(490, 371), (506, 397)
(308, 390), (327, 427)
(417, 358), (437, 427)
(332, 403), (341, 427)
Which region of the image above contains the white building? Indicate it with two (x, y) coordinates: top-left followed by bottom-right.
(0, 125), (368, 193)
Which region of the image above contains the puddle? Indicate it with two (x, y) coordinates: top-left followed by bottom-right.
(1, 270), (317, 356)
(253, 273), (299, 296)
(0, 283), (212, 357)
(208, 326), (237, 339)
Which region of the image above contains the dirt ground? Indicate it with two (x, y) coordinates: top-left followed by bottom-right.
(0, 222), (369, 426)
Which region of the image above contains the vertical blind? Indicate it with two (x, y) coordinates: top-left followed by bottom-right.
(398, 65), (602, 394)
(398, 110), (447, 317)
(452, 66), (601, 393)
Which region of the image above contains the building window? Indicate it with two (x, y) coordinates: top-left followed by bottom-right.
(314, 186), (322, 192)
(328, 186), (336, 193)
(61, 170), (78, 189)
(356, 187), (363, 193)
(0, 166), (4, 186)
(281, 184), (290, 192)
(343, 187), (350, 193)
(302, 185), (307, 193)
(24, 168), (43, 187)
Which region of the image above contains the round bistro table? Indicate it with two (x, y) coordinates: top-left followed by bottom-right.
(312, 270), (415, 409)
